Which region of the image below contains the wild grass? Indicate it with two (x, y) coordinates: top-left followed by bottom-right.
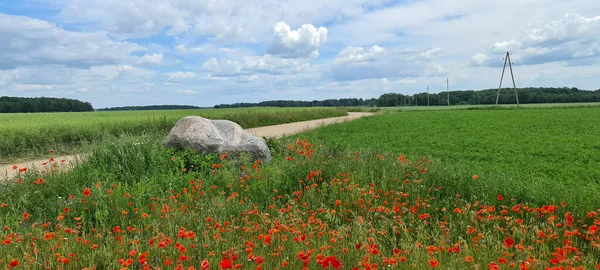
(293, 106), (600, 214)
(0, 107), (346, 162)
(1, 135), (598, 269)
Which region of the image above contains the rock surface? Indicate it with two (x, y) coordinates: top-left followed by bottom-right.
(163, 116), (271, 162)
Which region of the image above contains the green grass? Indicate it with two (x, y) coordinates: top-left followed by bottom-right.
(293, 106), (600, 213)
(0, 107), (347, 162)
(1, 133), (598, 268)
(372, 102), (600, 111)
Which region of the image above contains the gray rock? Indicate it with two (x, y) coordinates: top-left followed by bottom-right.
(163, 116), (271, 163)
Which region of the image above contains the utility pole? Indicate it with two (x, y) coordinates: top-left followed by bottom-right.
(446, 78), (450, 106)
(427, 85), (430, 106)
(496, 51), (520, 106)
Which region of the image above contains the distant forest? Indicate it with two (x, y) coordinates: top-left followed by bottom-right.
(0, 96), (93, 113)
(216, 87), (600, 108)
(98, 105), (202, 111)
(214, 98), (379, 108)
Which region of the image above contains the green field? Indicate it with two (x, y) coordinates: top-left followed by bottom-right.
(348, 102), (600, 112)
(0, 107), (346, 162)
(1, 106), (599, 268)
(296, 106), (600, 212)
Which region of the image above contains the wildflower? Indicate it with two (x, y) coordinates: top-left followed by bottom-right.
(201, 260), (210, 269)
(11, 165), (17, 170)
(83, 188), (91, 197)
(472, 175), (479, 180)
(23, 212), (31, 221)
(465, 256), (474, 262)
(429, 258), (439, 268)
(488, 262), (500, 270)
(220, 258), (233, 269)
(9, 258), (18, 267)
(497, 194), (504, 201)
(503, 237), (515, 248)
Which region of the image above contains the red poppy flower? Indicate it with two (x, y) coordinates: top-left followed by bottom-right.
(503, 237), (514, 248)
(220, 258), (233, 269)
(429, 259), (439, 268)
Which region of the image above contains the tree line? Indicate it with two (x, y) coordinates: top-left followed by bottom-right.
(215, 87), (600, 108)
(98, 105), (203, 111)
(0, 96), (93, 113)
(214, 98), (378, 108)
(396, 87), (600, 107)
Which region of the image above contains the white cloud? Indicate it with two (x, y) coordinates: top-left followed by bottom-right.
(167, 18), (190, 36)
(175, 44), (204, 54)
(77, 87), (89, 92)
(330, 45), (446, 80)
(267, 22), (328, 58)
(167, 71), (197, 82)
(13, 84), (53, 91)
(177, 89), (197, 95)
(137, 54), (163, 65)
(472, 13), (600, 66)
(200, 55), (312, 77)
(0, 13), (145, 69)
(335, 45), (386, 63)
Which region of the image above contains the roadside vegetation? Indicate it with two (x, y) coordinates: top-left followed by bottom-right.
(0, 107), (346, 162)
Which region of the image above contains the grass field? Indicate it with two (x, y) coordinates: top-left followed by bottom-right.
(296, 106), (600, 213)
(0, 107), (346, 162)
(0, 106), (599, 269)
(348, 102), (600, 112)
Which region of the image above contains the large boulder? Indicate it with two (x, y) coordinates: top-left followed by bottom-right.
(163, 116), (272, 163)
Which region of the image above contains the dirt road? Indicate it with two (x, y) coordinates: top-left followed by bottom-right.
(0, 112), (372, 180)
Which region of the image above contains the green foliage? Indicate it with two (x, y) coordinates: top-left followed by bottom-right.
(214, 98), (378, 108)
(380, 87), (600, 107)
(291, 106), (600, 213)
(0, 96), (93, 113)
(97, 105), (203, 111)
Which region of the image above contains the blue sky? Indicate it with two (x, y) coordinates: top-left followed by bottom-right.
(1, 0), (599, 108)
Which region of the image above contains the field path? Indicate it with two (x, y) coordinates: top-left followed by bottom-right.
(1, 112), (372, 180)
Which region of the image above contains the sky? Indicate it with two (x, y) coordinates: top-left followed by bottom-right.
(0, 0), (599, 108)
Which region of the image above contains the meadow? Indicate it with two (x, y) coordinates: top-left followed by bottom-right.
(0, 106), (599, 269)
(0, 107), (346, 162)
(298, 106), (600, 213)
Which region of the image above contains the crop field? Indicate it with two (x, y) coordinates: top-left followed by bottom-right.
(0, 107), (346, 162)
(0, 106), (599, 269)
(297, 106), (600, 213)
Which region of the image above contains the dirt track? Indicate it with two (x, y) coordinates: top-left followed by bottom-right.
(0, 112), (372, 180)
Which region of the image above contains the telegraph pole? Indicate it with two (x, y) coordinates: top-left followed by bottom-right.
(446, 78), (450, 106)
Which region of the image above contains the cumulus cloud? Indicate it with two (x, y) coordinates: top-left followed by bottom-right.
(0, 14), (145, 69)
(200, 55), (312, 77)
(472, 14), (600, 66)
(330, 45), (445, 80)
(136, 54), (163, 65)
(267, 22), (328, 58)
(335, 45), (386, 63)
(175, 44), (204, 54)
(167, 71), (197, 82)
